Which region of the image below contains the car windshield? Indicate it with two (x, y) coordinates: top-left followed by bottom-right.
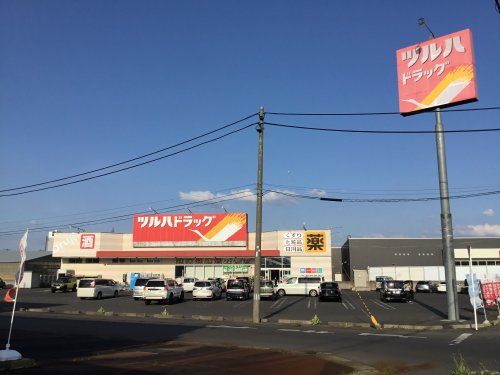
(227, 280), (244, 288)
(195, 281), (211, 287)
(321, 282), (338, 289)
(184, 278), (195, 283)
(386, 281), (404, 289)
(134, 278), (149, 287)
(146, 280), (165, 287)
(56, 277), (69, 283)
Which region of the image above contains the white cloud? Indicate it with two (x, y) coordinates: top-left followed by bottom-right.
(456, 224), (500, 237)
(309, 188), (326, 197)
(482, 208), (495, 217)
(179, 188), (296, 204)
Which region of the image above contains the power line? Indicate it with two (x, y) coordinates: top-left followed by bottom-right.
(0, 123), (256, 198)
(0, 112), (258, 193)
(0, 183), (255, 229)
(266, 105), (500, 116)
(266, 189), (500, 203)
(264, 121), (500, 134)
(0, 189), (263, 236)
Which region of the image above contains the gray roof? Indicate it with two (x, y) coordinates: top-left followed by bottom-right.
(0, 250), (54, 263)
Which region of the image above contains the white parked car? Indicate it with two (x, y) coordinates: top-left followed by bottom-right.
(437, 282), (461, 293)
(180, 277), (198, 293)
(132, 278), (150, 300)
(276, 276), (321, 297)
(77, 278), (120, 300)
(143, 279), (184, 305)
(192, 280), (222, 300)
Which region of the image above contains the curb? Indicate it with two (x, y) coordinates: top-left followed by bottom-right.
(0, 358), (37, 371)
(19, 308), (499, 331)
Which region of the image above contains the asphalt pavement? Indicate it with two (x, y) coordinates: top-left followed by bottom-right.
(6, 288), (498, 326)
(0, 312), (498, 374)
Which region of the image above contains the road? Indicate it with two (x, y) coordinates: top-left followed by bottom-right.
(1, 312), (499, 374)
(6, 288), (498, 325)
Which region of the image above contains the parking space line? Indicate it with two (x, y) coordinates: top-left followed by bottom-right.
(371, 299), (396, 310)
(307, 299), (311, 309)
(314, 298), (317, 310)
(272, 297), (287, 309)
(232, 300), (247, 308)
(343, 294), (370, 317)
(341, 294), (357, 310)
(449, 333), (472, 346)
(270, 299), (281, 309)
(341, 302), (349, 310)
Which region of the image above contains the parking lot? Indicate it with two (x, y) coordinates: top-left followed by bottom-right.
(7, 288), (497, 325)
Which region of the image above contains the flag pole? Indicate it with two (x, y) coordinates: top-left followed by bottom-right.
(467, 246), (478, 331)
(0, 229), (27, 361)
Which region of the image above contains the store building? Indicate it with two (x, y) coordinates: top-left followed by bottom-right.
(48, 213), (333, 283)
(342, 237), (500, 284)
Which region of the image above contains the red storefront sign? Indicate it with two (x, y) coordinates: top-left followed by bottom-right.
(396, 29), (477, 115)
(133, 213), (248, 247)
(80, 234), (95, 249)
(480, 281), (500, 307)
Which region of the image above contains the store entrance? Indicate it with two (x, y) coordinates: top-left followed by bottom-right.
(264, 269), (290, 283)
(270, 269), (280, 284)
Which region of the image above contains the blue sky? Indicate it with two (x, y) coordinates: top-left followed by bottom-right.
(1, 1), (499, 250)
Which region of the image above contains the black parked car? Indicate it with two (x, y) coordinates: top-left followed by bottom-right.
(226, 279), (250, 301)
(380, 280), (414, 302)
(318, 282), (342, 302)
(0, 277), (5, 289)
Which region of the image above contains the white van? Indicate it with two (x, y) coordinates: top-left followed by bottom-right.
(77, 278), (120, 300)
(276, 276), (321, 297)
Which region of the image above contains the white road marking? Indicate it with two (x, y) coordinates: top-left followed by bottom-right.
(341, 302), (349, 310)
(314, 299), (317, 310)
(270, 299), (281, 308)
(359, 333), (427, 339)
(272, 297), (287, 309)
(449, 333), (472, 346)
(206, 325), (255, 330)
(307, 299), (311, 309)
(232, 300), (248, 308)
(278, 329), (332, 334)
(371, 299), (396, 310)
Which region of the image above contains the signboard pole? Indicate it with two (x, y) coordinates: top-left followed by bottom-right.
(435, 108), (459, 322)
(253, 106), (265, 324)
(467, 246), (478, 331)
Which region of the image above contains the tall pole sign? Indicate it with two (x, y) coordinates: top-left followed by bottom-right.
(396, 28), (478, 321)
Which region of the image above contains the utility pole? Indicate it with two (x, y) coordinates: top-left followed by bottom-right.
(435, 107), (459, 321)
(253, 106), (265, 324)
(418, 18), (459, 321)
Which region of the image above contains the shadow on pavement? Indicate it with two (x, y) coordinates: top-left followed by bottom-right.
(262, 296), (307, 320)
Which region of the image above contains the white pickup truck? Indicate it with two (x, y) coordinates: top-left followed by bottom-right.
(143, 278), (184, 305)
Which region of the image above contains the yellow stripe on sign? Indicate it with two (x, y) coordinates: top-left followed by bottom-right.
(417, 64), (474, 109)
(202, 213), (246, 240)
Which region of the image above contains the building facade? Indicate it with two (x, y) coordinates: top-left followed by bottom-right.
(49, 226), (333, 283)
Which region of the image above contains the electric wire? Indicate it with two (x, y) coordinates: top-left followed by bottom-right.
(265, 105), (500, 116)
(264, 121), (500, 134)
(0, 123), (257, 198)
(0, 112), (258, 193)
(266, 189), (500, 203)
(0, 189), (264, 236)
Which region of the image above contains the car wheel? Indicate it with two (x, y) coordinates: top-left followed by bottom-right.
(80, 297), (85, 300)
(168, 293), (174, 305)
(134, 297), (139, 301)
(114, 291), (118, 298)
(277, 289), (286, 297)
(309, 290), (318, 297)
(51, 289), (56, 293)
(72, 285), (77, 292)
(145, 300), (151, 305)
(226, 297), (230, 301)
(62, 286), (67, 293)
(97, 292), (102, 300)
(179, 292), (184, 302)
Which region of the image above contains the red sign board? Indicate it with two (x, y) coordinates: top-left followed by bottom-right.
(396, 29), (477, 115)
(133, 213), (248, 247)
(80, 234), (95, 249)
(480, 281), (500, 308)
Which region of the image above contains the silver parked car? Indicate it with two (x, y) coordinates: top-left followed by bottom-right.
(132, 278), (150, 300)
